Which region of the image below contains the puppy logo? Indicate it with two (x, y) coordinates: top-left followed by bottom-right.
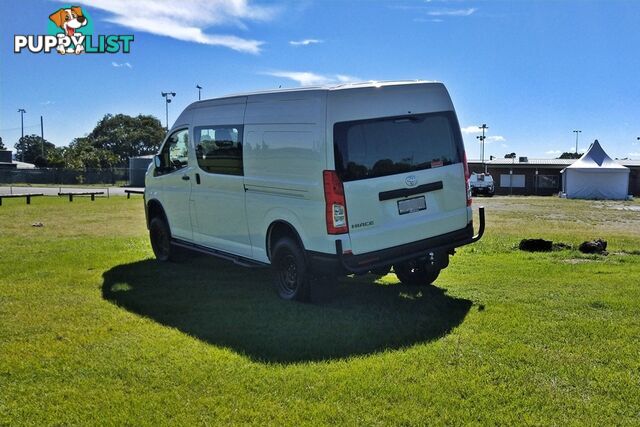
(49, 6), (88, 54)
(13, 6), (133, 55)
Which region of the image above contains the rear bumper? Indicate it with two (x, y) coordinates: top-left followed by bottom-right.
(307, 206), (485, 275)
(473, 186), (494, 194)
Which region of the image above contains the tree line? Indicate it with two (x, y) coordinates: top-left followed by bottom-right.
(2, 114), (165, 169)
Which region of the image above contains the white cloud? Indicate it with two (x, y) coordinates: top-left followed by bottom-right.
(112, 61), (132, 68)
(546, 150), (562, 155)
(500, 143), (508, 148)
(40, 100), (55, 106)
(461, 125), (505, 143)
(262, 71), (360, 86)
(65, 0), (277, 54)
(414, 18), (444, 23)
(289, 39), (323, 46)
(428, 8), (477, 16)
(628, 152), (640, 157)
(566, 146), (587, 153)
(335, 74), (359, 82)
(461, 125), (481, 134)
(486, 136), (505, 143)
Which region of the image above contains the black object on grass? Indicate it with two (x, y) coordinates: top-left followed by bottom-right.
(579, 239), (608, 254)
(519, 239), (553, 252)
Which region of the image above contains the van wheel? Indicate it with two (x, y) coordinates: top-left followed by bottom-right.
(272, 237), (310, 302)
(393, 260), (440, 286)
(149, 216), (176, 262)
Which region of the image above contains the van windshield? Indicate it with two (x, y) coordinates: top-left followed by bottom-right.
(333, 111), (464, 182)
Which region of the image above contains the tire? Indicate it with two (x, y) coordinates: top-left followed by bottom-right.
(149, 216), (176, 262)
(271, 237), (311, 302)
(393, 259), (440, 286)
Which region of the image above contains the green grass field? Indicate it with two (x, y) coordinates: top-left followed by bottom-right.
(1, 195), (639, 425)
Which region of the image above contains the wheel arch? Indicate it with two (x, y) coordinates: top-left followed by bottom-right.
(266, 220), (305, 262)
(146, 198), (168, 229)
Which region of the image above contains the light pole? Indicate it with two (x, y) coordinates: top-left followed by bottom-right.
(477, 123), (488, 172)
(40, 115), (44, 157)
(18, 108), (26, 138)
(573, 130), (582, 154)
(161, 92), (176, 131)
(196, 84), (202, 101)
(17, 109), (26, 161)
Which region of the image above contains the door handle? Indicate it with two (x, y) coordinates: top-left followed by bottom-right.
(182, 175), (190, 181)
(195, 173), (201, 185)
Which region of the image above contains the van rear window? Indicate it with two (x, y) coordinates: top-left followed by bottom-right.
(333, 112), (463, 182)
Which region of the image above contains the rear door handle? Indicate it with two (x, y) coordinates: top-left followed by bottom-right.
(378, 181), (443, 201)
(182, 175), (190, 181)
(195, 173), (201, 185)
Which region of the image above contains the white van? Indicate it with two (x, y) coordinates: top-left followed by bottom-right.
(145, 81), (485, 301)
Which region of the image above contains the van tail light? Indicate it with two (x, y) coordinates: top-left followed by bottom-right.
(323, 170), (349, 234)
(463, 151), (472, 206)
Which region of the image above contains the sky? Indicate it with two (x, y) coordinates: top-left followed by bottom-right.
(1, 0), (639, 160)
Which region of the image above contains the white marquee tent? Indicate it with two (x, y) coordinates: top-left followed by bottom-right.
(561, 140), (629, 200)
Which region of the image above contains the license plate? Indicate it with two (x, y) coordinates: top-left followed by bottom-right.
(398, 196), (426, 215)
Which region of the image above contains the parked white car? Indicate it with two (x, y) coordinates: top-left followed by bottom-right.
(145, 81), (485, 301)
(470, 173), (495, 196)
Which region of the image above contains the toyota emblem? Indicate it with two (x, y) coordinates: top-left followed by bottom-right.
(405, 175), (417, 187)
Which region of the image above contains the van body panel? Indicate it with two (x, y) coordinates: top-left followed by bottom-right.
(189, 97), (252, 256)
(326, 83), (454, 134)
(153, 167), (194, 241)
(343, 164), (468, 254)
(242, 92), (330, 257)
(147, 122), (194, 241)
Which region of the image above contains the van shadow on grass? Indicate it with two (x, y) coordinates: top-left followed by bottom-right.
(102, 257), (472, 364)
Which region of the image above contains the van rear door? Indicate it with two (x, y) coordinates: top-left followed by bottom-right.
(333, 111), (468, 255)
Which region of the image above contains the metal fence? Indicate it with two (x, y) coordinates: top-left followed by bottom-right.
(0, 168), (139, 186)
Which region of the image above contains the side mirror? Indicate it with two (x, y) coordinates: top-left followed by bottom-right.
(154, 154), (162, 168)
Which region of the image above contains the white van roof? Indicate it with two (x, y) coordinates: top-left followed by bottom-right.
(173, 80), (448, 129)
(186, 80), (441, 107)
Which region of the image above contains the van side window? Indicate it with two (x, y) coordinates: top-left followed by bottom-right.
(195, 126), (243, 176)
(156, 128), (189, 175)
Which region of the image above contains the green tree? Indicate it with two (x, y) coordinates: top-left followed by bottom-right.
(63, 137), (119, 170)
(87, 114), (165, 163)
(0, 136), (6, 150)
(504, 152), (516, 159)
(558, 152), (582, 159)
(46, 147), (66, 168)
(14, 135), (56, 164)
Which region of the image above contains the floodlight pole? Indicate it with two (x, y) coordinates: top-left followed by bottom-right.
(196, 84), (202, 101)
(161, 92), (176, 131)
(573, 130), (582, 154)
(40, 115), (44, 157)
(477, 123), (488, 173)
(17, 109), (26, 161)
